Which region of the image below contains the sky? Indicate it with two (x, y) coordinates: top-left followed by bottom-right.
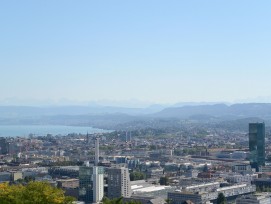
(0, 1), (271, 106)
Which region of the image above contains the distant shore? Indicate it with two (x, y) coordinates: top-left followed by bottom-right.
(0, 125), (111, 137)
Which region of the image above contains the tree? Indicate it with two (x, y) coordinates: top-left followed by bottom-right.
(102, 196), (141, 204)
(102, 196), (123, 204)
(127, 201), (141, 204)
(149, 145), (156, 150)
(130, 172), (145, 181)
(159, 176), (169, 186)
(165, 198), (172, 204)
(182, 201), (194, 204)
(217, 193), (227, 204)
(203, 164), (209, 172)
(0, 182), (75, 204)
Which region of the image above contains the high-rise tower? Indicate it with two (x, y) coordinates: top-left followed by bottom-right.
(95, 137), (99, 166)
(107, 166), (131, 199)
(93, 166), (104, 203)
(79, 166), (94, 203)
(0, 137), (8, 155)
(79, 136), (104, 204)
(249, 122), (265, 171)
(79, 166), (104, 203)
(86, 132), (91, 145)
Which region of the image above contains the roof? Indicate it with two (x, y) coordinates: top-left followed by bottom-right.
(133, 186), (172, 193)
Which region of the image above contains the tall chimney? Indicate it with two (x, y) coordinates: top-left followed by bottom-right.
(95, 137), (99, 166)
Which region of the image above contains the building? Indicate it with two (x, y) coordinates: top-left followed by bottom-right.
(57, 179), (79, 200)
(225, 173), (256, 184)
(79, 166), (94, 204)
(253, 178), (271, 189)
(79, 133), (104, 204)
(168, 191), (214, 204)
(94, 137), (99, 166)
(127, 159), (140, 169)
(0, 137), (8, 155)
(236, 193), (271, 204)
(8, 142), (20, 154)
(182, 182), (220, 193)
(86, 132), (91, 145)
(232, 164), (252, 174)
(232, 151), (248, 159)
(79, 165), (104, 204)
(131, 180), (173, 199)
(0, 171), (22, 183)
(249, 123), (265, 171)
(259, 166), (271, 173)
(123, 196), (166, 204)
(197, 172), (214, 179)
(107, 166), (131, 199)
(93, 166), (104, 203)
(0, 172), (11, 183)
(49, 166), (79, 178)
(11, 171), (23, 181)
(57, 178), (79, 189)
(164, 163), (180, 172)
(146, 168), (164, 179)
(168, 184), (256, 204)
(185, 170), (199, 178)
(115, 156), (128, 164)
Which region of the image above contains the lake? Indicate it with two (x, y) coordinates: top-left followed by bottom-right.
(0, 125), (110, 137)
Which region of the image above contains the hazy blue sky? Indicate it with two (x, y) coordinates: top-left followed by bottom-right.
(1, 1), (271, 105)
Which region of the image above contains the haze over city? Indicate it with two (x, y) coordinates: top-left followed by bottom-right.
(1, 1), (271, 204)
(1, 1), (271, 106)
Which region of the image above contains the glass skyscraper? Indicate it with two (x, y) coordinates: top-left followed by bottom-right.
(79, 166), (104, 204)
(79, 166), (94, 204)
(249, 122), (265, 171)
(0, 137), (8, 154)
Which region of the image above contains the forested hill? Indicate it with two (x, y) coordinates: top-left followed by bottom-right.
(154, 103), (271, 120)
(0, 103), (270, 131)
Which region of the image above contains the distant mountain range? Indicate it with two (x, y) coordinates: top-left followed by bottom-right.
(0, 103), (270, 130)
(0, 105), (165, 118)
(153, 103), (271, 120)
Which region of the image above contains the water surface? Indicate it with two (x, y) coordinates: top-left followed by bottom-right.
(0, 125), (109, 137)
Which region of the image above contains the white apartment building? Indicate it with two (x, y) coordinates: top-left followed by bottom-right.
(93, 166), (104, 203)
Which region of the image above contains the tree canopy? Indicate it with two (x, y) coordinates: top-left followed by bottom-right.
(159, 176), (169, 185)
(102, 197), (123, 204)
(102, 196), (141, 204)
(0, 182), (75, 204)
(130, 171), (145, 181)
(217, 192), (227, 204)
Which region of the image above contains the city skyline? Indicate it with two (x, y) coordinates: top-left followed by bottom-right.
(1, 1), (271, 104)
